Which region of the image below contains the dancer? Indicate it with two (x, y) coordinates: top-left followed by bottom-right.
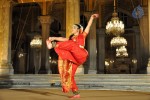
(46, 13), (99, 98)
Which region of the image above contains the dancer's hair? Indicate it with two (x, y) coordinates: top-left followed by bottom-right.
(69, 24), (84, 40)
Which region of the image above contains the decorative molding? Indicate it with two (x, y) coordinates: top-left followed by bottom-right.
(0, 0), (11, 8)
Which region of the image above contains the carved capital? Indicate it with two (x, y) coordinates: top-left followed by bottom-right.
(0, 0), (11, 8)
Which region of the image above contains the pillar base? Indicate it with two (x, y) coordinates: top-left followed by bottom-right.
(76, 65), (84, 74)
(88, 70), (97, 74)
(147, 67), (150, 74)
(0, 68), (14, 76)
(147, 58), (150, 74)
(0, 61), (14, 76)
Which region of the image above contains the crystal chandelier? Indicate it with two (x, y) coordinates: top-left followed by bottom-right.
(106, 0), (124, 36)
(116, 46), (128, 57)
(110, 36), (127, 47)
(30, 35), (42, 48)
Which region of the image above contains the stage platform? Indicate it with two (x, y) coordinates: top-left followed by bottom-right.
(0, 74), (150, 92)
(0, 89), (150, 100)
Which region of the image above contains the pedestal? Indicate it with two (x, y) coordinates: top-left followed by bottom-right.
(76, 65), (84, 74)
(0, 0), (14, 75)
(0, 60), (14, 75)
(147, 58), (150, 74)
(66, 0), (80, 37)
(38, 16), (52, 74)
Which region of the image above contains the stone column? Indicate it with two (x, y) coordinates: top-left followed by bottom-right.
(98, 4), (102, 28)
(84, 0), (95, 11)
(62, 5), (66, 31)
(140, 3), (149, 72)
(65, 0), (84, 74)
(132, 26), (141, 73)
(0, 0), (13, 75)
(38, 16), (52, 74)
(96, 29), (105, 74)
(84, 12), (97, 74)
(66, 0), (80, 38)
(147, 0), (150, 73)
(58, 5), (66, 37)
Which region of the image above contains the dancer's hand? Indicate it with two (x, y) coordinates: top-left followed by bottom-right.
(49, 37), (55, 41)
(46, 39), (50, 43)
(91, 14), (99, 18)
(46, 39), (52, 49)
(84, 14), (99, 34)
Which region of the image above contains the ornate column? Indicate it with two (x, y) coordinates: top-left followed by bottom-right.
(38, 16), (52, 74)
(140, 1), (149, 73)
(147, 0), (150, 73)
(84, 0), (95, 11)
(58, 4), (66, 37)
(84, 12), (97, 74)
(96, 29), (105, 74)
(66, 0), (83, 74)
(98, 1), (103, 28)
(0, 0), (13, 75)
(133, 27), (140, 73)
(66, 0), (80, 38)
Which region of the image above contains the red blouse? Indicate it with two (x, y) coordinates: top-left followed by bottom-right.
(71, 32), (87, 47)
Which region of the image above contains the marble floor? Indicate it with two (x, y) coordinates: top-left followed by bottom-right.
(0, 89), (150, 100)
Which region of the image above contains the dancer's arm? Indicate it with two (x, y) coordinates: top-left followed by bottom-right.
(84, 14), (99, 35)
(49, 37), (69, 42)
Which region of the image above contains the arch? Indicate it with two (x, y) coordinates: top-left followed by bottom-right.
(12, 2), (42, 74)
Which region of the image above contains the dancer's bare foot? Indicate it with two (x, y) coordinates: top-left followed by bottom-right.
(62, 86), (69, 93)
(69, 94), (80, 99)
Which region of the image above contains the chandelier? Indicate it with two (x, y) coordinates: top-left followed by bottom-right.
(30, 35), (42, 48)
(110, 36), (127, 47)
(116, 46), (128, 57)
(106, 0), (124, 36)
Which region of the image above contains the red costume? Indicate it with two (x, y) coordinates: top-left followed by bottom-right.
(54, 32), (88, 93)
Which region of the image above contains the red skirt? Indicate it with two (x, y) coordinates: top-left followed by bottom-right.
(54, 40), (88, 93)
(54, 40), (88, 65)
